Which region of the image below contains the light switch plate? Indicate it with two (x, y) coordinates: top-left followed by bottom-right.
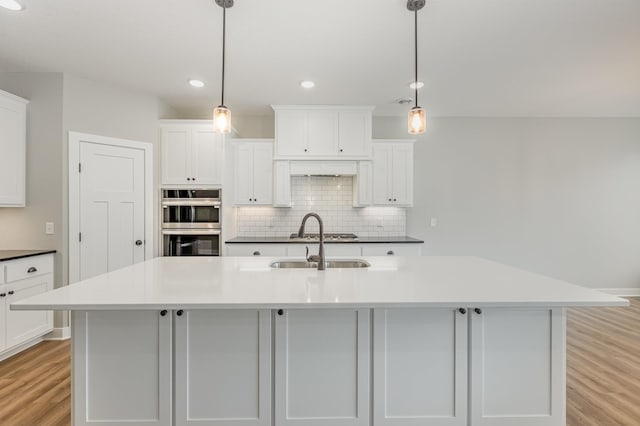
(430, 217), (437, 227)
(45, 222), (55, 235)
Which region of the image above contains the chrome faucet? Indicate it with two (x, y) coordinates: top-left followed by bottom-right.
(297, 213), (326, 270)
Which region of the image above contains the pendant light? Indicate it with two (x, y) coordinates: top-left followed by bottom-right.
(407, 0), (426, 134)
(213, 0), (233, 134)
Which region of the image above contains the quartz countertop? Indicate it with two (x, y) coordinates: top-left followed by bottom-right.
(225, 236), (424, 244)
(12, 256), (627, 311)
(0, 250), (56, 262)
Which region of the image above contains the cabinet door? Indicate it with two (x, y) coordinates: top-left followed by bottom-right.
(72, 310), (172, 426)
(373, 308), (468, 426)
(307, 111), (339, 156)
(338, 111), (371, 157)
(273, 161), (292, 207)
(175, 310), (272, 426)
(0, 285), (6, 352)
(162, 127), (192, 184)
(353, 161), (372, 207)
(5, 275), (53, 349)
(192, 128), (223, 185)
(0, 92), (26, 206)
(372, 144), (393, 205)
(391, 144), (414, 206)
(252, 143), (274, 205)
(361, 245), (422, 256)
(276, 111), (307, 157)
(234, 143), (255, 205)
(275, 309), (370, 426)
(470, 308), (565, 426)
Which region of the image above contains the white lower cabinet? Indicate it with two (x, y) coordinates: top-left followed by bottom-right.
(373, 308), (468, 426)
(226, 244), (288, 257)
(0, 254), (54, 358)
(72, 310), (172, 426)
(175, 310), (272, 426)
(275, 309), (370, 426)
(71, 307), (566, 426)
(469, 308), (565, 426)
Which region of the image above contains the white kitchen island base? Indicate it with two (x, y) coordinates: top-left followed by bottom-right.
(71, 307), (566, 426)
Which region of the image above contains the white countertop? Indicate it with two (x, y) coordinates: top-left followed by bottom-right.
(12, 256), (627, 311)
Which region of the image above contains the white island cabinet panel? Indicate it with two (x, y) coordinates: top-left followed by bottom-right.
(275, 309), (370, 426)
(470, 308), (565, 426)
(373, 308), (468, 426)
(175, 310), (271, 426)
(72, 310), (172, 426)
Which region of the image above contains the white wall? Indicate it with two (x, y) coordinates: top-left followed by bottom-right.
(373, 117), (640, 291)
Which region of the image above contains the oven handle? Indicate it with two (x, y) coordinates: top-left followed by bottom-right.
(161, 229), (221, 236)
(162, 200), (221, 207)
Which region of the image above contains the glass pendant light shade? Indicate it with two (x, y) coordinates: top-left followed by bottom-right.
(213, 105), (231, 134)
(408, 106), (426, 134)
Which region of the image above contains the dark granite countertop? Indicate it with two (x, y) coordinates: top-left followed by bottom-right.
(0, 250), (57, 262)
(225, 236), (424, 244)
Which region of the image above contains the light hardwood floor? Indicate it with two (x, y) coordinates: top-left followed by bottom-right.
(0, 300), (638, 425)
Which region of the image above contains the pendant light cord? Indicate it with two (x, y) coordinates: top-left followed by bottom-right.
(414, 8), (418, 108)
(221, 4), (226, 106)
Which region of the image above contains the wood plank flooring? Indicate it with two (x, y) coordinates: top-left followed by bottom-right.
(0, 300), (638, 425)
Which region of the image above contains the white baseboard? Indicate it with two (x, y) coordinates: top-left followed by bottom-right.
(595, 288), (640, 297)
(45, 326), (71, 341)
(0, 337), (45, 362)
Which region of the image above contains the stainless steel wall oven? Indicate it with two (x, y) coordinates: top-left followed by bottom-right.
(161, 189), (221, 256)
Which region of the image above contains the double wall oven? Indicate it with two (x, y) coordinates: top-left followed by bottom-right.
(161, 189), (221, 256)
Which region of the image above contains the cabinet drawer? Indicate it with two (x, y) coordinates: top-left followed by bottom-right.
(287, 244), (362, 257)
(226, 244), (287, 257)
(5, 255), (53, 283)
(361, 245), (422, 256)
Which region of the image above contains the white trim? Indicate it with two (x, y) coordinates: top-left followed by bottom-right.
(44, 326), (71, 341)
(0, 336), (45, 362)
(68, 132), (154, 284)
(595, 288), (640, 297)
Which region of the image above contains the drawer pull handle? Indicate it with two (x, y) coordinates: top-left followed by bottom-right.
(8, 291), (14, 295)
(387, 250), (394, 255)
(27, 267), (38, 273)
(253, 251), (261, 256)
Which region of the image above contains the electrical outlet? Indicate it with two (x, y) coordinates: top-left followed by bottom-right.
(430, 217), (437, 227)
(45, 222), (55, 235)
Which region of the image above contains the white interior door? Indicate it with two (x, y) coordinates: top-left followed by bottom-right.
(79, 141), (145, 280)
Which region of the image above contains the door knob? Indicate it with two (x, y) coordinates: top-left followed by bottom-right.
(135, 240), (143, 246)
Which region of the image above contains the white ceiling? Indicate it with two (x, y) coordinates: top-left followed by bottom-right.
(1, 0), (639, 117)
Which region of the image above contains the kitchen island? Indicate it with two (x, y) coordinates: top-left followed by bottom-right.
(13, 256), (627, 426)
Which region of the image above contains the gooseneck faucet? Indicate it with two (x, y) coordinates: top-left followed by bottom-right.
(297, 213), (326, 270)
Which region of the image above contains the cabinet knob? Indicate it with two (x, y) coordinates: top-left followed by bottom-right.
(176, 310), (184, 317)
(192, 177), (196, 181)
(387, 250), (394, 255)
(0, 293), (5, 297)
(160, 310), (167, 317)
(254, 198), (257, 202)
(277, 309), (284, 316)
(458, 308), (467, 315)
(339, 148), (343, 152)
(304, 149), (308, 152)
(253, 251), (261, 256)
(474, 308), (483, 315)
(187, 177), (191, 181)
(388, 198), (392, 202)
(8, 291), (14, 295)
(393, 198), (397, 202)
(135, 240), (143, 246)
(249, 198), (253, 202)
(27, 266), (37, 273)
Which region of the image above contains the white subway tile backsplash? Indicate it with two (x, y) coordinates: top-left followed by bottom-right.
(235, 176), (406, 237)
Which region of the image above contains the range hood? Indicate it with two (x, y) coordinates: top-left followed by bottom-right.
(289, 161), (357, 176)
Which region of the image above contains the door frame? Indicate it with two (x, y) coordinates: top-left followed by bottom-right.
(68, 131), (154, 284)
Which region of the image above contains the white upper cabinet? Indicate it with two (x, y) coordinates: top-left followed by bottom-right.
(161, 121), (224, 185)
(372, 140), (414, 207)
(0, 90), (28, 207)
(273, 106), (373, 159)
(232, 139), (273, 206)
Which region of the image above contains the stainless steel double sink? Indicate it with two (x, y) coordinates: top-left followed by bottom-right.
(270, 259), (370, 269)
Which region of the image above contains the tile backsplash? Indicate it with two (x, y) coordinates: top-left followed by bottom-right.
(235, 176), (406, 237)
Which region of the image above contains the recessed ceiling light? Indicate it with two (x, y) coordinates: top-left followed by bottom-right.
(409, 81), (424, 90)
(300, 80), (315, 89)
(188, 79), (205, 88)
(0, 0), (24, 11)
